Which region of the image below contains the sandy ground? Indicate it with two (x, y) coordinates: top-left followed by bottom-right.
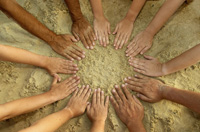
(0, 0), (200, 131)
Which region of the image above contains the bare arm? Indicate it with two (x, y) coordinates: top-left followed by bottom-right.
(19, 85), (91, 132)
(0, 76), (80, 121)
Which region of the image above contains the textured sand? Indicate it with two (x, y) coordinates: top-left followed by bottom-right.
(0, 0), (200, 132)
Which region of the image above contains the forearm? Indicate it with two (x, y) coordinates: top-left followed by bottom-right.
(127, 122), (146, 132)
(0, 92), (55, 121)
(90, 0), (104, 19)
(162, 85), (200, 113)
(90, 121), (105, 132)
(0, 0), (57, 45)
(0, 44), (48, 68)
(145, 0), (185, 36)
(64, 0), (84, 22)
(162, 44), (200, 75)
(19, 108), (72, 132)
(125, 0), (146, 22)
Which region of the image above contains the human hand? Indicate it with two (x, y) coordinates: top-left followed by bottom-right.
(65, 85), (91, 118)
(49, 34), (85, 61)
(110, 85), (145, 131)
(124, 74), (165, 103)
(87, 88), (109, 123)
(44, 57), (78, 81)
(49, 75), (80, 101)
(128, 55), (165, 77)
(113, 17), (134, 49)
(94, 16), (111, 47)
(126, 30), (153, 57)
(72, 17), (96, 49)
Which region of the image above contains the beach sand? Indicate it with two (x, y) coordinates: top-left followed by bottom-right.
(0, 0), (200, 131)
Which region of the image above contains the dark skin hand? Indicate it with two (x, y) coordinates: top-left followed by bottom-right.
(64, 0), (96, 50)
(49, 34), (85, 61)
(110, 85), (146, 132)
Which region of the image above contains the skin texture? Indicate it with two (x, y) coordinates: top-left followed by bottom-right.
(0, 0), (85, 61)
(126, 0), (186, 57)
(110, 85), (146, 132)
(0, 75), (80, 121)
(0, 44), (79, 81)
(113, 0), (146, 50)
(87, 88), (109, 132)
(128, 43), (200, 77)
(125, 74), (200, 114)
(19, 85), (91, 132)
(64, 0), (96, 49)
(90, 0), (111, 47)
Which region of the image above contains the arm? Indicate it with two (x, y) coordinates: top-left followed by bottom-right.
(110, 85), (146, 132)
(87, 88), (109, 132)
(0, 1), (85, 61)
(64, 0), (96, 49)
(0, 76), (80, 121)
(125, 75), (200, 114)
(19, 85), (91, 132)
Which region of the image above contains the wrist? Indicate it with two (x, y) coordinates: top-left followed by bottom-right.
(94, 14), (106, 21)
(161, 85), (172, 100)
(145, 26), (156, 37)
(125, 11), (137, 23)
(92, 121), (105, 131)
(127, 121), (145, 132)
(62, 108), (74, 119)
(161, 63), (169, 76)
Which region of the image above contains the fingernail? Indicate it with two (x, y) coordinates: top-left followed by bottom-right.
(78, 57), (81, 60)
(93, 42), (95, 45)
(98, 88), (100, 91)
(115, 85), (119, 88)
(95, 89), (97, 92)
(87, 46), (89, 49)
(124, 78), (127, 81)
(101, 91), (104, 93)
(112, 89), (116, 92)
(122, 84), (125, 87)
(128, 77), (131, 79)
(134, 75), (137, 77)
(82, 55), (85, 58)
(91, 46), (94, 49)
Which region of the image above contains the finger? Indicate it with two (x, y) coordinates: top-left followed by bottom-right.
(68, 80), (80, 89)
(102, 34), (106, 47)
(125, 79), (143, 88)
(77, 85), (86, 96)
(112, 88), (123, 104)
(115, 33), (122, 49)
(115, 85), (127, 102)
(119, 35), (126, 49)
(105, 32), (109, 46)
(92, 89), (97, 105)
(84, 87), (91, 101)
(80, 34), (89, 49)
(133, 95), (142, 106)
(89, 31), (95, 48)
(92, 31), (97, 41)
(72, 31), (80, 41)
(140, 46), (150, 55)
(87, 103), (91, 112)
(144, 55), (155, 60)
(85, 34), (93, 49)
(97, 88), (101, 105)
(137, 93), (151, 102)
(121, 84), (132, 100)
(126, 85), (142, 93)
(99, 32), (103, 46)
(124, 77), (144, 84)
(100, 90), (104, 105)
(72, 45), (86, 58)
(72, 88), (79, 97)
(110, 96), (119, 109)
(129, 47), (143, 57)
(134, 74), (145, 79)
(107, 23), (111, 35)
(94, 29), (99, 41)
(69, 50), (82, 61)
(134, 68), (147, 75)
(81, 85), (90, 98)
(113, 25), (119, 35)
(52, 77), (58, 84)
(64, 75), (78, 84)
(65, 76), (80, 86)
(127, 45), (138, 56)
(105, 96), (109, 108)
(64, 53), (74, 61)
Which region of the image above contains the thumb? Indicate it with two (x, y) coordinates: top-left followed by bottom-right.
(86, 102), (91, 112)
(70, 35), (78, 42)
(53, 74), (61, 82)
(113, 25), (119, 35)
(144, 55), (155, 60)
(52, 76), (58, 85)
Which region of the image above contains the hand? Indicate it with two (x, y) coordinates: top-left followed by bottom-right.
(65, 85), (91, 118)
(113, 17), (134, 49)
(126, 30), (153, 57)
(49, 75), (80, 101)
(124, 74), (165, 103)
(49, 34), (85, 61)
(128, 55), (164, 77)
(94, 16), (111, 47)
(87, 88), (109, 123)
(110, 85), (144, 131)
(44, 57), (79, 81)
(72, 17), (96, 49)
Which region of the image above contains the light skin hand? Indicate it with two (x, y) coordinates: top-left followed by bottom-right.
(128, 55), (164, 77)
(94, 17), (111, 47)
(65, 85), (92, 117)
(113, 17), (134, 50)
(87, 88), (109, 132)
(126, 30), (153, 57)
(49, 34), (85, 61)
(72, 18), (96, 50)
(124, 74), (164, 103)
(110, 85), (145, 132)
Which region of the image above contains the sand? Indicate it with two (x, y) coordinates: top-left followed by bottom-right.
(0, 0), (200, 131)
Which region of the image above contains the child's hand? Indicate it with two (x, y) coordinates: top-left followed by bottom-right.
(49, 34), (85, 61)
(87, 88), (109, 123)
(110, 85), (144, 131)
(72, 17), (96, 49)
(65, 85), (91, 118)
(49, 75), (80, 101)
(113, 17), (134, 49)
(94, 16), (111, 47)
(128, 55), (165, 77)
(126, 30), (153, 57)
(45, 57), (79, 81)
(124, 74), (165, 103)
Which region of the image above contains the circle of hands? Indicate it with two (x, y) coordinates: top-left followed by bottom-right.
(47, 16), (165, 129)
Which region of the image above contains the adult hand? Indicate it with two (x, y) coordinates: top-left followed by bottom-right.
(65, 85), (91, 118)
(49, 75), (80, 101)
(126, 30), (153, 57)
(110, 85), (145, 132)
(94, 16), (111, 47)
(49, 34), (85, 61)
(125, 74), (165, 103)
(113, 17), (134, 49)
(72, 17), (96, 49)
